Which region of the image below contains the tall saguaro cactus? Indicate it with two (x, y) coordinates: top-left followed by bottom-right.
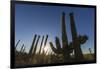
(62, 12), (71, 60)
(69, 13), (84, 60)
(50, 12), (88, 62)
(50, 12), (73, 62)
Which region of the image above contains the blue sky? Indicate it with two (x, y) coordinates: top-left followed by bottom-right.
(15, 3), (95, 54)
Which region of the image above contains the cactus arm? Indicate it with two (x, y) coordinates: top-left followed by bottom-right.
(55, 37), (61, 50)
(62, 12), (69, 49)
(49, 42), (60, 54)
(69, 12), (84, 60)
(78, 35), (88, 44)
(69, 13), (78, 40)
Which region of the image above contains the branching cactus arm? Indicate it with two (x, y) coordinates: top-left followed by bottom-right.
(49, 42), (60, 54)
(55, 37), (61, 50)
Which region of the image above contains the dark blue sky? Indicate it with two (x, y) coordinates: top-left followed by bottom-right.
(15, 3), (95, 54)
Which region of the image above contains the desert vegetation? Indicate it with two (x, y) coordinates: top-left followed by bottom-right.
(15, 12), (95, 67)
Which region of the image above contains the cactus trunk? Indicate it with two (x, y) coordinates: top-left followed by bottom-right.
(62, 12), (68, 49)
(62, 12), (70, 61)
(69, 13), (84, 60)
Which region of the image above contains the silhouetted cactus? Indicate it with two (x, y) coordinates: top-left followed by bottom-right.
(29, 34), (37, 55)
(69, 13), (88, 61)
(50, 37), (73, 62)
(50, 12), (74, 62)
(89, 48), (92, 54)
(78, 35), (88, 44)
(61, 12), (72, 61)
(50, 12), (88, 62)
(88, 48), (94, 59)
(39, 36), (44, 54)
(50, 37), (62, 54)
(62, 12), (68, 49)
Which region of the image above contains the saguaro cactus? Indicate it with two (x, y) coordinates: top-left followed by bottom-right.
(29, 34), (37, 55)
(69, 13), (88, 61)
(50, 37), (62, 54)
(61, 12), (71, 60)
(50, 37), (73, 62)
(88, 48), (93, 58)
(89, 48), (92, 54)
(50, 12), (88, 62)
(50, 12), (73, 62)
